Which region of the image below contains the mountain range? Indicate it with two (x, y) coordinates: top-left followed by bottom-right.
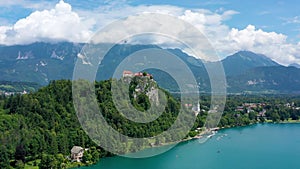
(0, 42), (299, 94)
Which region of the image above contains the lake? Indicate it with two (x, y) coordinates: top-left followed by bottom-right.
(81, 123), (300, 169)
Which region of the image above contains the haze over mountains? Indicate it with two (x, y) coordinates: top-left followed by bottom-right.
(0, 42), (299, 94)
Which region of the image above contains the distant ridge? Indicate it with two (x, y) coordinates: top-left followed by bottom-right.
(0, 42), (300, 94)
(221, 51), (280, 76)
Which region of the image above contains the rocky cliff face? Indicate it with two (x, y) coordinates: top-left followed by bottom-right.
(124, 73), (159, 111)
(135, 77), (158, 105)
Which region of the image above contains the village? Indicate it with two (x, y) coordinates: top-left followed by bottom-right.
(233, 101), (300, 121)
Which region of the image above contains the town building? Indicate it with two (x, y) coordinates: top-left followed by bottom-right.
(71, 146), (84, 162)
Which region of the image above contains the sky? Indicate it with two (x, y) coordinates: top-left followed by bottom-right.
(0, 0), (300, 65)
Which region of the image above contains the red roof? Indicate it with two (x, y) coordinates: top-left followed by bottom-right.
(134, 72), (143, 76)
(123, 70), (133, 75)
(123, 71), (152, 78)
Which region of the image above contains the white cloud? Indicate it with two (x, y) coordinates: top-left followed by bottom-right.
(282, 16), (300, 25)
(0, 0), (94, 45)
(177, 10), (300, 65)
(219, 25), (300, 65)
(1, 0), (300, 65)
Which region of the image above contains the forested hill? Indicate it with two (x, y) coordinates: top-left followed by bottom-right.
(0, 78), (193, 168)
(0, 80), (98, 168)
(2, 79), (300, 168)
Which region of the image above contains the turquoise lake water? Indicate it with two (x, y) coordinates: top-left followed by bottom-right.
(81, 124), (300, 169)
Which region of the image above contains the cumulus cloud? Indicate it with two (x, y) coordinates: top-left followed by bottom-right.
(1, 0), (300, 65)
(208, 24), (300, 65)
(178, 10), (300, 65)
(220, 25), (300, 65)
(0, 0), (94, 45)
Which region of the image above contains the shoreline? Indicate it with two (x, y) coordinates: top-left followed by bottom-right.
(71, 121), (300, 168)
(116, 120), (300, 155)
(78, 122), (300, 169)
(181, 120), (300, 144)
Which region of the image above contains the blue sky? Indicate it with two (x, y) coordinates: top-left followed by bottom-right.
(0, 0), (300, 65)
(1, 0), (299, 41)
(128, 0), (300, 40)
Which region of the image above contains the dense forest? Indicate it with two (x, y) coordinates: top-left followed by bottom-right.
(0, 77), (186, 168)
(0, 80), (101, 169)
(1, 79), (300, 168)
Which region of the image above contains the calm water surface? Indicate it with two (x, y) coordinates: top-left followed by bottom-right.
(81, 124), (300, 169)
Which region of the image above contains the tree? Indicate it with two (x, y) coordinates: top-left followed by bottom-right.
(55, 154), (66, 169)
(39, 154), (57, 169)
(90, 147), (100, 163)
(249, 111), (256, 120)
(0, 145), (10, 169)
(291, 110), (300, 120)
(259, 116), (266, 123)
(188, 131), (198, 137)
(14, 160), (25, 169)
(270, 112), (280, 122)
(136, 93), (151, 111)
(15, 144), (26, 163)
(82, 151), (92, 164)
